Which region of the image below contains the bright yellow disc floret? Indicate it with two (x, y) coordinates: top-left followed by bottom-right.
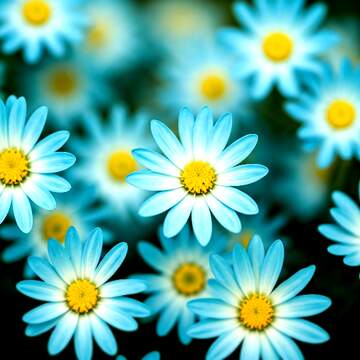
(180, 161), (217, 195)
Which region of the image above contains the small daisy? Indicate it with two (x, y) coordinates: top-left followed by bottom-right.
(286, 58), (360, 168)
(135, 226), (225, 345)
(319, 183), (360, 275)
(1, 186), (113, 276)
(20, 58), (111, 128)
(71, 106), (150, 222)
(17, 227), (149, 360)
(146, 0), (225, 55)
(78, 0), (143, 74)
(159, 40), (251, 118)
(188, 236), (331, 360)
(117, 351), (160, 360)
(219, 0), (338, 99)
(275, 148), (333, 220)
(0, 0), (88, 64)
(0, 96), (75, 233)
(225, 206), (286, 253)
(127, 107), (268, 246)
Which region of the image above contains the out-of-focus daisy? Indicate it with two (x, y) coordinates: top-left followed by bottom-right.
(188, 236), (331, 359)
(319, 183), (360, 275)
(17, 227), (149, 360)
(117, 351), (160, 360)
(325, 17), (360, 67)
(78, 0), (143, 74)
(0, 96), (75, 233)
(219, 0), (338, 99)
(71, 106), (150, 222)
(225, 206), (286, 253)
(135, 227), (224, 345)
(159, 40), (251, 118)
(146, 0), (225, 55)
(0, 0), (88, 64)
(1, 187), (112, 276)
(20, 58), (111, 128)
(275, 148), (333, 220)
(127, 107), (268, 246)
(286, 58), (360, 168)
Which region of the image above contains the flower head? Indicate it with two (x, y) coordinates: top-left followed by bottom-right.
(127, 107), (268, 245)
(17, 227), (149, 360)
(188, 236), (331, 359)
(0, 0), (88, 63)
(286, 58), (360, 168)
(219, 0), (338, 99)
(0, 96), (75, 233)
(135, 226), (225, 344)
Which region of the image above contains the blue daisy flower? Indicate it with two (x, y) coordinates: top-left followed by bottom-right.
(188, 236), (331, 360)
(319, 183), (360, 275)
(117, 351), (160, 360)
(71, 105), (151, 223)
(219, 0), (338, 99)
(21, 58), (112, 129)
(1, 186), (113, 276)
(158, 39), (251, 119)
(0, 0), (88, 64)
(0, 96), (75, 233)
(286, 58), (360, 168)
(17, 227), (149, 360)
(127, 107), (268, 246)
(135, 226), (225, 345)
(78, 0), (144, 74)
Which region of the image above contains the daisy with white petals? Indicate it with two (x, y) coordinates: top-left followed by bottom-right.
(135, 227), (225, 345)
(0, 0), (88, 63)
(219, 0), (338, 99)
(0, 96), (75, 233)
(127, 107), (268, 246)
(188, 236), (331, 360)
(17, 227), (149, 360)
(286, 58), (360, 168)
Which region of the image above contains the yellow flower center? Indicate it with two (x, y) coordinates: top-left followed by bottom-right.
(263, 32), (293, 62)
(22, 0), (52, 26)
(42, 212), (72, 243)
(48, 69), (78, 97)
(180, 161), (216, 195)
(66, 279), (99, 314)
(0, 148), (30, 186)
(326, 100), (356, 129)
(238, 294), (275, 331)
(107, 150), (138, 182)
(172, 263), (206, 296)
(87, 23), (107, 48)
(200, 74), (227, 101)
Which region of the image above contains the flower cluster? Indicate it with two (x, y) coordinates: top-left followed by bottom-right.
(0, 0), (359, 359)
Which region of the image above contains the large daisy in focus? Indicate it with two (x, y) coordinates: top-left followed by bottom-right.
(0, 0), (88, 63)
(286, 58), (360, 168)
(219, 0), (338, 99)
(127, 107), (268, 246)
(0, 96), (75, 233)
(17, 227), (149, 360)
